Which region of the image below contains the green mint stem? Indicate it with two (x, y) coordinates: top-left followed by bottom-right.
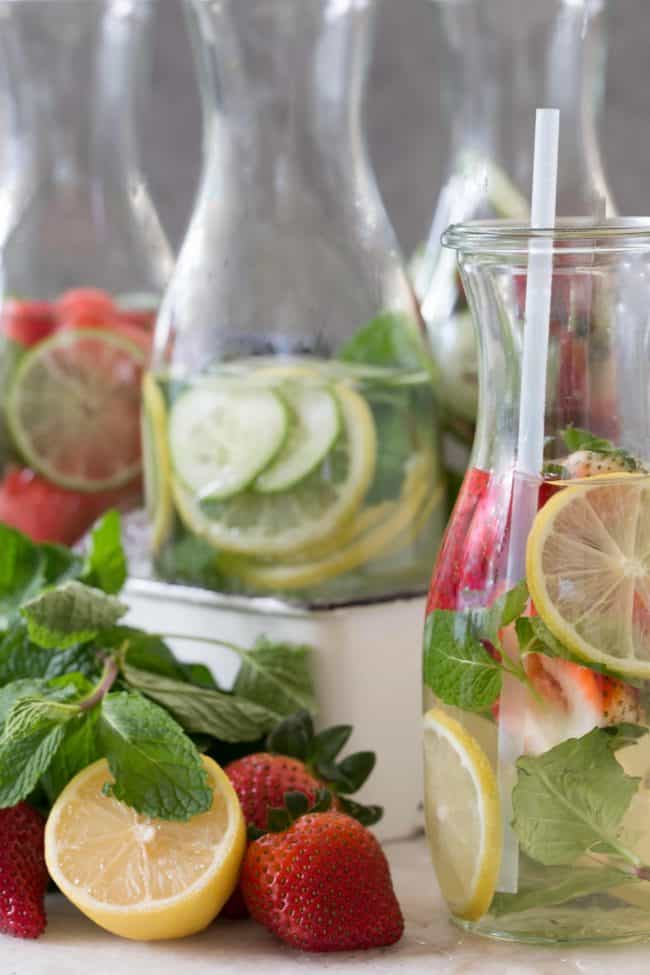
(79, 656), (119, 712)
(160, 632), (247, 657)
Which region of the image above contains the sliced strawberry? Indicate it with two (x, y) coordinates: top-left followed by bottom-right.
(56, 288), (116, 330)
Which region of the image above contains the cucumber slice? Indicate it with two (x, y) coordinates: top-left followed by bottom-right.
(255, 384), (340, 494)
(169, 383), (289, 501)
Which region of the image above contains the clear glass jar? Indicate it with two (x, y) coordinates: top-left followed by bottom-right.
(414, 0), (614, 497)
(144, 0), (445, 607)
(423, 219), (650, 943)
(0, 0), (172, 545)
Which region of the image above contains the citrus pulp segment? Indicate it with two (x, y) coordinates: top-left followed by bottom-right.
(526, 473), (650, 679)
(6, 327), (145, 492)
(169, 382), (289, 500)
(423, 708), (501, 921)
(172, 383), (377, 557)
(254, 383), (340, 493)
(142, 373), (173, 553)
(44, 757), (245, 941)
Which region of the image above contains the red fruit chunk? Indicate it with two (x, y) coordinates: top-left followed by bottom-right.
(0, 803), (47, 939)
(0, 466), (140, 545)
(1, 300), (57, 347)
(56, 288), (116, 330)
(225, 754), (322, 831)
(241, 810), (404, 952)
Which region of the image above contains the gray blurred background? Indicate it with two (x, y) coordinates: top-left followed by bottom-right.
(144, 0), (649, 255)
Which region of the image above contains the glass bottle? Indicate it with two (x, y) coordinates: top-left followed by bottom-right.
(145, 0), (445, 607)
(414, 0), (614, 495)
(424, 218), (650, 942)
(0, 0), (172, 546)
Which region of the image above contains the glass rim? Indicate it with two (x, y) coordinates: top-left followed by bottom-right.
(442, 217), (650, 253)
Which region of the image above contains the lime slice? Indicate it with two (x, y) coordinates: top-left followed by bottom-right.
(169, 383), (289, 501)
(6, 327), (145, 492)
(141, 373), (173, 554)
(423, 708), (501, 921)
(526, 473), (650, 680)
(255, 384), (340, 493)
(172, 383), (376, 557)
(233, 451), (433, 590)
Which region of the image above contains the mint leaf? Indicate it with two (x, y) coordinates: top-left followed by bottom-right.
(184, 663), (218, 689)
(99, 691), (212, 820)
(338, 312), (427, 371)
(0, 678), (46, 727)
(0, 524), (45, 627)
(423, 610), (502, 712)
(515, 615), (573, 661)
(0, 695), (81, 806)
(233, 637), (316, 717)
(512, 725), (647, 866)
(21, 581), (127, 649)
(81, 511), (127, 595)
(41, 710), (100, 803)
(0, 626), (102, 685)
(495, 580), (529, 629)
(108, 628), (188, 682)
(122, 663), (282, 742)
(41, 544), (84, 587)
(491, 862), (628, 916)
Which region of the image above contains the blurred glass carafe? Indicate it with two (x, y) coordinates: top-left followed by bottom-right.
(0, 0), (172, 546)
(145, 0), (445, 607)
(413, 0), (614, 499)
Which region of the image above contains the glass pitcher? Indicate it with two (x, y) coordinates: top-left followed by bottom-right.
(423, 218), (650, 943)
(145, 0), (445, 607)
(414, 0), (614, 497)
(0, 0), (172, 546)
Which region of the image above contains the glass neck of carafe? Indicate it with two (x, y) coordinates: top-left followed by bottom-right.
(184, 0), (375, 218)
(0, 0), (152, 230)
(0, 0), (171, 298)
(417, 0), (613, 299)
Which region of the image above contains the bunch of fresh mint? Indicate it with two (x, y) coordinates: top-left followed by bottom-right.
(0, 512), (316, 821)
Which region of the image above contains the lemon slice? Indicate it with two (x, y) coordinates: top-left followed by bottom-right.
(526, 473), (650, 679)
(141, 373), (174, 554)
(45, 757), (245, 941)
(172, 383), (376, 557)
(232, 451), (433, 590)
(423, 708), (501, 921)
(6, 328), (145, 492)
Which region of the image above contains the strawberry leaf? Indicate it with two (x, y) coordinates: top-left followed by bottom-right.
(312, 724), (353, 763)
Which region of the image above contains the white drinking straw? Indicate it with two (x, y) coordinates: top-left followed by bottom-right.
(496, 108), (560, 894)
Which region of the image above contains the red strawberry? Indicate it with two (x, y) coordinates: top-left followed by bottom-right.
(241, 806), (403, 952)
(56, 288), (116, 330)
(1, 300), (57, 347)
(0, 803), (47, 939)
(226, 754), (322, 831)
(0, 465), (141, 545)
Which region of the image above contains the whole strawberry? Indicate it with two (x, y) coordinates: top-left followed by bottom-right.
(0, 802), (48, 939)
(225, 754), (322, 830)
(222, 711), (381, 920)
(241, 793), (403, 952)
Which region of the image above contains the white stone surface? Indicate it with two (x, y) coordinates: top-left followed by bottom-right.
(3, 838), (650, 974)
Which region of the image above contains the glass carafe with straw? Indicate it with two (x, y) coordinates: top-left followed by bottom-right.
(414, 0), (614, 500)
(423, 108), (650, 941)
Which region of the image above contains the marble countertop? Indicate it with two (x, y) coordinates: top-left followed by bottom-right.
(2, 837), (650, 975)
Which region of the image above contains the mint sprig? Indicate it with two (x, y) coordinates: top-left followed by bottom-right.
(0, 515), (332, 823)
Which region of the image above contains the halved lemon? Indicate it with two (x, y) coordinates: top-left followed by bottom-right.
(141, 373), (174, 554)
(45, 757), (245, 941)
(526, 473), (650, 679)
(423, 708), (501, 921)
